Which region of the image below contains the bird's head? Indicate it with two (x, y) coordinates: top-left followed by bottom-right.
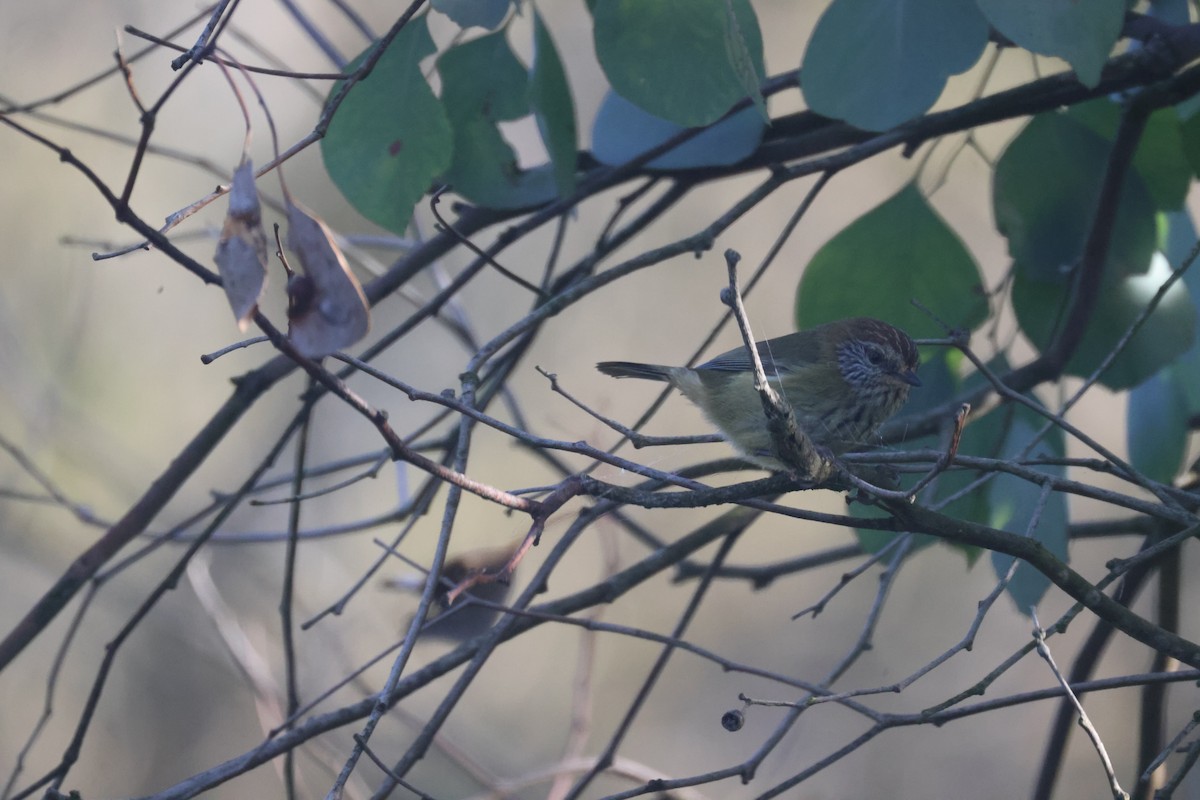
(833, 318), (921, 402)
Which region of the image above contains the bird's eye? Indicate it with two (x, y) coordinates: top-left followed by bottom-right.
(865, 345), (884, 365)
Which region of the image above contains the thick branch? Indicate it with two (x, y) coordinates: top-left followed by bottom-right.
(882, 500), (1200, 670)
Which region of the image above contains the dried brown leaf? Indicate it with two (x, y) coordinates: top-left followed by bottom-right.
(285, 201), (370, 358)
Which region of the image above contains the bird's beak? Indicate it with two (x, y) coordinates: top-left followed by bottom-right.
(898, 368), (922, 387)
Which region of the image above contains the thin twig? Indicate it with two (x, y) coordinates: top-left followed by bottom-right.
(1032, 610), (1129, 800)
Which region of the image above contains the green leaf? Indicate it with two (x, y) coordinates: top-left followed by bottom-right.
(1179, 108), (1200, 178)
(1146, 0), (1190, 27)
(722, 0), (767, 122)
(994, 112), (1157, 283)
(986, 411), (1068, 615)
(933, 356), (1014, 525)
(431, 0), (510, 30)
(592, 0), (764, 128)
(1132, 112), (1190, 211)
(447, 121), (560, 209)
(1069, 100), (1190, 211)
(530, 10), (578, 197)
(1164, 209), (1200, 298)
(801, 0), (988, 132)
(853, 350), (959, 556)
(439, 31), (528, 122)
(854, 350), (993, 563)
(1127, 367), (1190, 483)
(321, 20), (452, 234)
(896, 346), (961, 419)
(853, 507), (936, 556)
(976, 0), (1123, 87)
(438, 30), (558, 209)
(1162, 209), (1200, 413)
(795, 184), (987, 339)
(591, 90), (764, 169)
(1011, 252), (1198, 390)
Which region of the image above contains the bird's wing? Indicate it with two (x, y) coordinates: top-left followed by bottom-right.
(696, 332), (822, 374)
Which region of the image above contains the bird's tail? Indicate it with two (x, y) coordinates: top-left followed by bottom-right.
(596, 361), (674, 381)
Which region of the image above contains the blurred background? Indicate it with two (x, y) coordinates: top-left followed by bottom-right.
(0, 1), (1194, 798)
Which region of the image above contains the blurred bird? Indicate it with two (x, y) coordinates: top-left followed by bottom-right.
(385, 542), (520, 642)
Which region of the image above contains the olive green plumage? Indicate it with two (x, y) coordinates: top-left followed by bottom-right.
(597, 317), (920, 469)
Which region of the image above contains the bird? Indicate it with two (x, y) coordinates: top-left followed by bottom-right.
(384, 542), (521, 642)
(596, 317), (920, 470)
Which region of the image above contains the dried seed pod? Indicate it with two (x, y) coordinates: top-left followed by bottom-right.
(213, 160), (268, 331)
(284, 201), (370, 358)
